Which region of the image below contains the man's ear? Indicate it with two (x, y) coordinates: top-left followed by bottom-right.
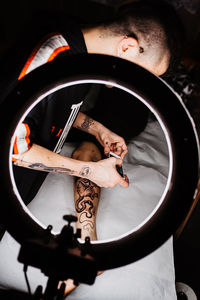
(117, 36), (138, 58)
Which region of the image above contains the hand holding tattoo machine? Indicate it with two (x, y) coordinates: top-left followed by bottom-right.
(109, 151), (126, 179)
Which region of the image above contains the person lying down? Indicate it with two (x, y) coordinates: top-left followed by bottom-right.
(0, 114), (177, 299)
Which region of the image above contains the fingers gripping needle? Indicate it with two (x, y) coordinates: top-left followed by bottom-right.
(109, 151), (125, 179)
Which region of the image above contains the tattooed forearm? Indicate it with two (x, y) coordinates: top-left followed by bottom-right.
(79, 115), (94, 132)
(14, 160), (75, 174)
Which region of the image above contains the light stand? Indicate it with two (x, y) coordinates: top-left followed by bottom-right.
(18, 215), (98, 300)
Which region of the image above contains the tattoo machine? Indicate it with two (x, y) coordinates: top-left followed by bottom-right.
(109, 151), (125, 179)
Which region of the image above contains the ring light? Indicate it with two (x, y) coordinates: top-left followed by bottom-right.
(0, 54), (199, 270)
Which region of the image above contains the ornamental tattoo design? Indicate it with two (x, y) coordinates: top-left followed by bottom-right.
(75, 178), (99, 232)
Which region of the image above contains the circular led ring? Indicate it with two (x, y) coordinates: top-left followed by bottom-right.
(0, 54), (199, 270)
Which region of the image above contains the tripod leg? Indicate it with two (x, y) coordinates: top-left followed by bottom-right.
(43, 277), (59, 300)
(33, 285), (43, 299)
(56, 282), (66, 300)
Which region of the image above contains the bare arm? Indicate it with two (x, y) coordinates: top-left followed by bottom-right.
(73, 112), (128, 159)
(73, 111), (100, 136)
(14, 143), (128, 188)
(14, 143), (91, 176)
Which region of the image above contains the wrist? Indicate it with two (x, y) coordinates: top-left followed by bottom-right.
(92, 122), (107, 142)
(88, 119), (102, 138)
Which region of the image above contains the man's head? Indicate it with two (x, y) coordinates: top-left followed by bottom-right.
(83, 0), (184, 76)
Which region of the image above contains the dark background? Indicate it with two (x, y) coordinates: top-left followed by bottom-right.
(0, 0), (199, 138)
(0, 1), (200, 299)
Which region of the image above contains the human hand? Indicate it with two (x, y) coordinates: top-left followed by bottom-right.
(96, 127), (128, 160)
(89, 157), (129, 188)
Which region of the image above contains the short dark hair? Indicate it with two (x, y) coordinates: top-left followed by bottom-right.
(102, 0), (185, 75)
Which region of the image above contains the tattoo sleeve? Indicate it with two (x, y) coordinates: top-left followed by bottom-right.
(75, 178), (99, 236)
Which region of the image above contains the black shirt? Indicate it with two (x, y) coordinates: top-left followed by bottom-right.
(12, 15), (89, 204)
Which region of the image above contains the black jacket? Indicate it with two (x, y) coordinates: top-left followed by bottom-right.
(11, 15), (89, 204)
